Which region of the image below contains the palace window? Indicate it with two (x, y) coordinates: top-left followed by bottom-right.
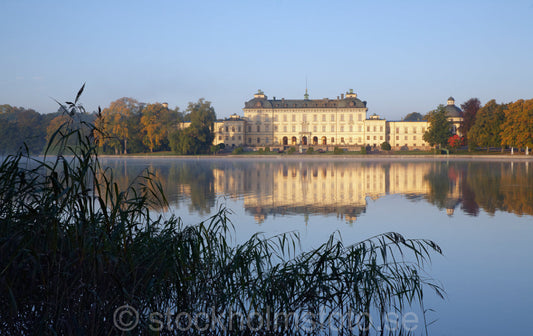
(266, 125), (269, 131)
(257, 138), (260, 144)
(404, 136), (408, 140)
(373, 126), (376, 132)
(331, 137), (335, 143)
(413, 127), (417, 133)
(219, 127), (223, 133)
(292, 115), (296, 122)
(358, 114), (362, 121)
(322, 125), (326, 132)
(340, 114), (344, 121)
(313, 114), (317, 121)
(396, 128), (399, 133)
(248, 138), (251, 143)
(331, 125), (335, 132)
(218, 136), (222, 140)
(238, 135), (241, 140)
(331, 115), (335, 121)
(266, 137), (269, 143)
(283, 115), (287, 122)
(226, 127), (229, 132)
(274, 125), (278, 131)
(274, 115), (278, 121)
(292, 126), (296, 132)
(380, 136), (383, 140)
(404, 127), (408, 133)
(238, 126), (241, 132)
(367, 126), (370, 132)
(232, 127), (235, 132)
(349, 114), (353, 121)
(283, 126), (287, 132)
(322, 115), (326, 121)
(313, 125), (317, 132)
(225, 136), (229, 140)
(380, 126), (383, 132)
(340, 126), (344, 132)
(413, 136), (417, 140)
(257, 125), (260, 132)
(349, 125), (353, 132)
(248, 126), (251, 132)
(367, 136), (370, 140)
(396, 136), (399, 140)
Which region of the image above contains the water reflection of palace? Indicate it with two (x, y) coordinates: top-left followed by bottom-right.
(213, 162), (462, 223)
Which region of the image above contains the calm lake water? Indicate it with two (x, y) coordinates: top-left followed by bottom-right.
(101, 157), (533, 336)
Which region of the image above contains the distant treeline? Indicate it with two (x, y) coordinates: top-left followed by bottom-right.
(0, 97), (217, 155)
(2, 97), (531, 155)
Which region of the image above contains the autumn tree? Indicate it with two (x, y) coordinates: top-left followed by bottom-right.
(141, 103), (178, 152)
(423, 105), (452, 150)
(97, 97), (143, 154)
(467, 100), (506, 151)
(500, 99), (533, 152)
(459, 98), (481, 144)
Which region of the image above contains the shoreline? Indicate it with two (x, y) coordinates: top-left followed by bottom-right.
(98, 154), (533, 161)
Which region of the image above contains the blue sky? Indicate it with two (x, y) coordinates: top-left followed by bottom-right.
(1, 0), (532, 119)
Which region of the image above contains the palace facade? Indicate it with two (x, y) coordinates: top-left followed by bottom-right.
(213, 89), (462, 150)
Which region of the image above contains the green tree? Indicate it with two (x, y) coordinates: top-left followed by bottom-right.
(423, 105), (452, 149)
(188, 98), (216, 129)
(403, 112), (423, 121)
(0, 105), (47, 154)
(500, 99), (533, 152)
(467, 100), (506, 151)
(381, 141), (391, 150)
(170, 99), (216, 155)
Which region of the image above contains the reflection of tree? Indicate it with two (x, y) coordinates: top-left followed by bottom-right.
(425, 161), (533, 217)
(168, 162), (216, 215)
(460, 163), (479, 216)
(466, 162), (510, 216)
(499, 163), (533, 216)
(99, 159), (533, 219)
(423, 163), (453, 209)
(97, 160), (216, 215)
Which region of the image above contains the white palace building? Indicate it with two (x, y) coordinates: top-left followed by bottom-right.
(213, 89), (463, 150)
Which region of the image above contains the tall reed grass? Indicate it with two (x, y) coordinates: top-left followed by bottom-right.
(0, 87), (443, 335)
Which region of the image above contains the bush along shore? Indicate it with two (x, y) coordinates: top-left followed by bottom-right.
(0, 88), (444, 335)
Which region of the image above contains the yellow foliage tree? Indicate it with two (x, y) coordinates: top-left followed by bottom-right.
(140, 103), (175, 152)
(97, 98), (141, 154)
(501, 99), (533, 152)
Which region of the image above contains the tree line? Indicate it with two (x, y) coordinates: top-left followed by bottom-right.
(2, 96), (531, 155)
(418, 98), (533, 152)
(0, 97), (217, 155)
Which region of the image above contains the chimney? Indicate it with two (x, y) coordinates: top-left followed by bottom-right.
(340, 93), (344, 99)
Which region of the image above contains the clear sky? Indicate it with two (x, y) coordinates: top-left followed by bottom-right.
(1, 0), (532, 120)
